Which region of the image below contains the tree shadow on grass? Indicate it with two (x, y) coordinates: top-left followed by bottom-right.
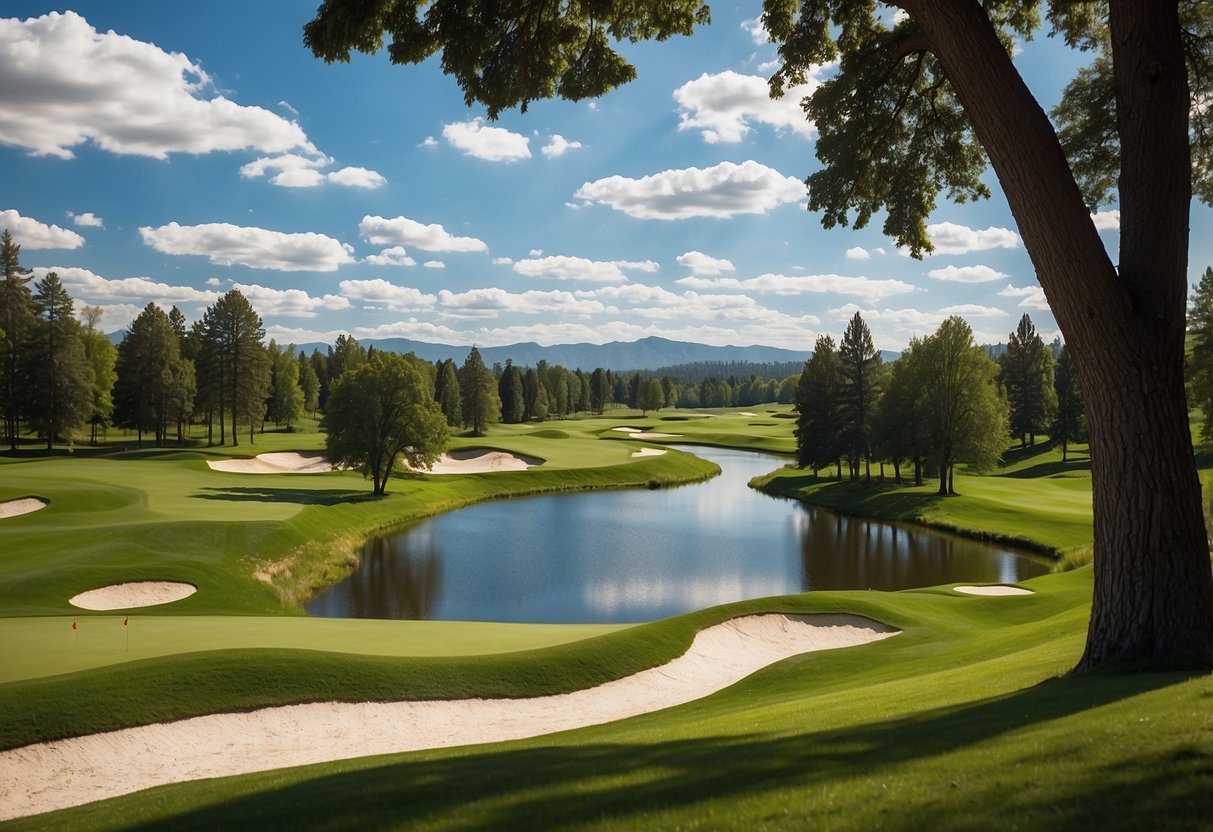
(122, 671), (1208, 831)
(1000, 457), (1093, 479)
(191, 487), (378, 506)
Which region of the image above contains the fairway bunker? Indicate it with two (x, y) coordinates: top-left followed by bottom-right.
(206, 452), (333, 474)
(0, 612), (898, 820)
(423, 448), (543, 474)
(0, 497), (47, 519)
(953, 585), (1035, 596)
(631, 448), (668, 458)
(611, 426), (681, 440)
(69, 581), (198, 611)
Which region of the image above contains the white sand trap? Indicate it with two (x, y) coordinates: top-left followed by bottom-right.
(0, 613), (896, 820)
(0, 497), (46, 519)
(206, 452), (333, 474)
(423, 449), (542, 474)
(630, 431), (679, 439)
(611, 426), (644, 433)
(631, 448), (668, 458)
(953, 585), (1034, 596)
(737, 412), (758, 417)
(69, 581), (198, 611)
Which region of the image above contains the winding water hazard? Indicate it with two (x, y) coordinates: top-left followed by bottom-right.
(308, 446), (1047, 623)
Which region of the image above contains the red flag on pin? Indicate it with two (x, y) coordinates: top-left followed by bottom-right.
(123, 616), (128, 627)
(71, 618), (77, 631)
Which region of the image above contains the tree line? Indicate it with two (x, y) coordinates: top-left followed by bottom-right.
(794, 310), (1088, 495)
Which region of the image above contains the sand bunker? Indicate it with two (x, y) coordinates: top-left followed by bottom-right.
(207, 452), (333, 474)
(0, 613), (896, 820)
(631, 448), (668, 458)
(611, 426), (680, 440)
(423, 449), (542, 474)
(953, 585), (1034, 597)
(0, 497), (46, 519)
(69, 581), (198, 611)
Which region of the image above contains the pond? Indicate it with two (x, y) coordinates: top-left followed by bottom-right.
(306, 446), (1049, 623)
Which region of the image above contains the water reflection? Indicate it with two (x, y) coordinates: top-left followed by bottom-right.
(306, 446), (1048, 623)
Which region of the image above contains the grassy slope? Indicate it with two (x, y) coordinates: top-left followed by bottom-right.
(4, 410), (1213, 830)
(754, 440), (1096, 558)
(0, 416), (719, 617)
(5, 569), (1212, 831)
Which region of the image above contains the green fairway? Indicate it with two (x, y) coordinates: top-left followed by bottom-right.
(3, 411), (1211, 831)
(0, 415), (720, 616)
(754, 440), (1096, 558)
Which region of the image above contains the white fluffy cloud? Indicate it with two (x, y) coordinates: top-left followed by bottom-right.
(926, 222), (1020, 255)
(327, 166), (387, 189)
(31, 266), (217, 304)
(927, 264), (1010, 283)
(575, 160), (805, 220)
(231, 283), (350, 318)
(845, 246), (871, 261)
(1091, 209), (1120, 231)
(675, 272), (914, 304)
(492, 256), (513, 265)
(541, 134), (583, 158)
(363, 246), (416, 267)
(0, 12), (313, 160)
(423, 260), (446, 269)
(438, 288), (605, 319)
(0, 209), (85, 249)
(677, 251), (736, 275)
(442, 118), (531, 162)
(359, 215), (487, 253)
(139, 222), (356, 271)
(513, 256), (660, 283)
(673, 70), (824, 143)
(240, 155), (385, 189)
(339, 278), (436, 311)
(998, 283), (1050, 310)
(67, 211), (103, 228)
(741, 17), (770, 44)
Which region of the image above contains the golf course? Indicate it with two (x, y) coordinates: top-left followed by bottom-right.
(0, 408), (1209, 829)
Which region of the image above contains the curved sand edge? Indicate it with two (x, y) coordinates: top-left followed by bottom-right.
(69, 581), (198, 611)
(207, 452), (333, 474)
(953, 585), (1034, 597)
(611, 426), (681, 440)
(0, 613), (897, 820)
(0, 497), (47, 519)
(631, 447), (668, 458)
(422, 449), (543, 474)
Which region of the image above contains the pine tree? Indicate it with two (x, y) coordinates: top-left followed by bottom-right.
(199, 290), (267, 446)
(838, 312), (882, 480)
(872, 341), (927, 486)
(25, 272), (92, 450)
(433, 358), (462, 427)
(795, 335), (844, 477)
(0, 229), (35, 449)
(1052, 345), (1087, 462)
(457, 346), (499, 436)
(1000, 313), (1058, 446)
(499, 360), (524, 423)
(115, 303), (185, 447)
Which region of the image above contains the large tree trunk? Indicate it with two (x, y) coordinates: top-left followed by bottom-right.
(908, 0), (1213, 668)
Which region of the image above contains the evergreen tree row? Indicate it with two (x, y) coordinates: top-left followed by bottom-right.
(795, 311), (1088, 494)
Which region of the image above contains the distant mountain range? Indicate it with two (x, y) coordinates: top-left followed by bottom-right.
(290, 336), (820, 372)
(106, 331), (902, 372)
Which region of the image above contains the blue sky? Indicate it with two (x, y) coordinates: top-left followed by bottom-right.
(3, 2), (1209, 352)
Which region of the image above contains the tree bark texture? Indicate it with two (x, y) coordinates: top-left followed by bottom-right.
(905, 0), (1213, 668)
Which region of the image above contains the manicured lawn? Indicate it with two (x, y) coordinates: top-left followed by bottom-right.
(3, 411), (1211, 830)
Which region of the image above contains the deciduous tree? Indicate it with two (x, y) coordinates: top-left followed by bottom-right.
(324, 351), (449, 495)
